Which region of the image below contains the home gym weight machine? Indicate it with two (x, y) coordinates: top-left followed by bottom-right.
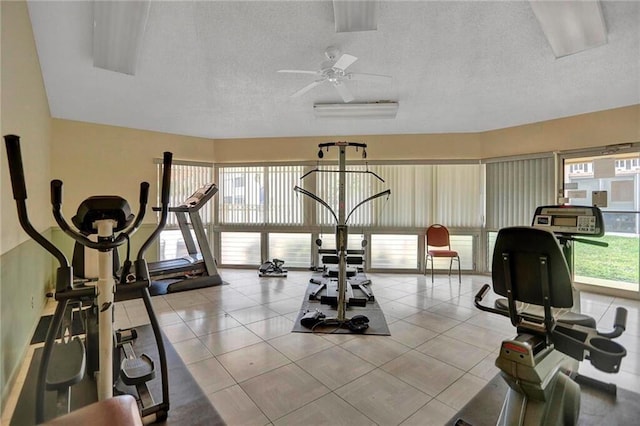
(4, 135), (171, 423)
(295, 142), (390, 331)
(455, 205), (628, 426)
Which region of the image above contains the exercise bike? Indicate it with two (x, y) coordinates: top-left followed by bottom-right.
(4, 135), (172, 424)
(457, 226), (627, 426)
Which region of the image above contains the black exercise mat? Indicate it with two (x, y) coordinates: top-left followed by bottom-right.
(113, 279), (230, 301)
(292, 281), (391, 335)
(148, 279), (230, 297)
(450, 373), (640, 425)
(30, 311), (85, 345)
(12, 325), (225, 425)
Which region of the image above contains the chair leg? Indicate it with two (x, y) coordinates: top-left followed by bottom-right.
(448, 258), (453, 278)
(427, 255), (434, 283)
(456, 256), (461, 283)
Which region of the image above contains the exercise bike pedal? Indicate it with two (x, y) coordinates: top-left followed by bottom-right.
(120, 353), (155, 386)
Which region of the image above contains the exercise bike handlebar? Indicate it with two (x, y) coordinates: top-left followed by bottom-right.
(4, 135), (69, 268)
(474, 284), (508, 317)
(475, 283), (628, 339)
(51, 180), (149, 250)
(598, 307), (627, 338)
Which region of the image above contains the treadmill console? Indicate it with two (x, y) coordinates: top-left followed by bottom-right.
(532, 205), (604, 237)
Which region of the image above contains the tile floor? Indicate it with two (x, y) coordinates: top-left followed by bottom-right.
(2, 270), (640, 425)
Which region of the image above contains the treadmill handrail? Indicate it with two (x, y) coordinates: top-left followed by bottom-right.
(152, 183), (218, 213)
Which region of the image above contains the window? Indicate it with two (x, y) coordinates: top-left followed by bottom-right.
(268, 233), (311, 268)
(563, 152), (639, 292)
(220, 232), (261, 265)
(370, 234), (418, 269)
(218, 165), (303, 225)
(215, 162), (484, 270)
(219, 166), (264, 224)
(485, 156), (555, 230)
(314, 163), (483, 228)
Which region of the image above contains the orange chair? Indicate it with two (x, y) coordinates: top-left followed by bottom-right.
(425, 224), (461, 283)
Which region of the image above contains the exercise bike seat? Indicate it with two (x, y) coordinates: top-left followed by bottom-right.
(494, 298), (597, 328)
(487, 227), (627, 373)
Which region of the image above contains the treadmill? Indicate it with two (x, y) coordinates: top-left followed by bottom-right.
(148, 183), (223, 292)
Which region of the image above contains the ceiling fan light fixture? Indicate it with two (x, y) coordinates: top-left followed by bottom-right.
(333, 0), (378, 33)
(313, 102), (399, 119)
(529, 0), (607, 58)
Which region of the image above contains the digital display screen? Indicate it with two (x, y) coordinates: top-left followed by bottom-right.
(537, 217), (549, 225)
(553, 216), (577, 227)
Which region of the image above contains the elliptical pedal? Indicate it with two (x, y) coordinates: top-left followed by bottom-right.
(46, 337), (86, 390)
(120, 344), (155, 386)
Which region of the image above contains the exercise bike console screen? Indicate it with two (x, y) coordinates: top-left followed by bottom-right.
(532, 205), (604, 237)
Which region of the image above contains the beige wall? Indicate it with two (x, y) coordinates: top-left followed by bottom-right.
(212, 132), (484, 163)
(51, 119), (215, 224)
(480, 105), (640, 158)
(1, 0), (52, 255)
(213, 105), (640, 163)
(48, 106), (639, 234)
(1, 0), (53, 411)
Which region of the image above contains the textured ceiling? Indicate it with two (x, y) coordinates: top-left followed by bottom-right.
(27, 1), (640, 140)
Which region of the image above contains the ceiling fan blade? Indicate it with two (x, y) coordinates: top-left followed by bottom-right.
(332, 54), (357, 71)
(291, 80), (324, 98)
(347, 72), (392, 83)
(333, 81), (354, 103)
(278, 69), (319, 75)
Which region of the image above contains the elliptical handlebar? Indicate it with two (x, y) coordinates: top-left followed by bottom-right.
(5, 134), (28, 200)
(51, 179), (150, 250)
(4, 135), (69, 268)
(137, 151), (172, 261)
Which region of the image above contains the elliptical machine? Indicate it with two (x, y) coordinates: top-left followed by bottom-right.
(465, 225), (628, 426)
(4, 135), (172, 423)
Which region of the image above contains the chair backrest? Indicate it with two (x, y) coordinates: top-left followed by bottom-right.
(492, 227), (573, 308)
(426, 224), (451, 249)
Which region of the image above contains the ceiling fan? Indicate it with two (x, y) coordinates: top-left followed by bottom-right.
(278, 46), (392, 103)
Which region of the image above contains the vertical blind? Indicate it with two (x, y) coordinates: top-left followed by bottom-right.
(370, 164), (482, 228)
(220, 163), (484, 228)
(156, 160), (213, 227)
(434, 165), (483, 227)
(219, 165), (303, 225)
(268, 165), (304, 224)
(485, 156), (555, 229)
(316, 164), (374, 226)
